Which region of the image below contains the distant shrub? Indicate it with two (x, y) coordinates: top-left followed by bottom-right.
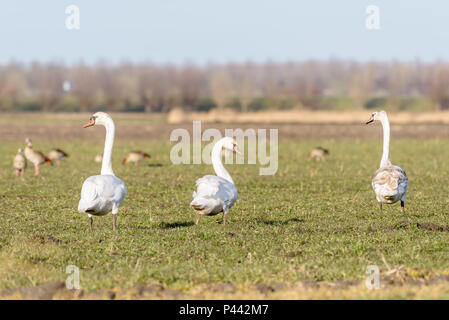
(320, 96), (358, 110)
(122, 105), (145, 112)
(365, 97), (388, 110)
(276, 97), (295, 110)
(247, 97), (268, 111)
(224, 97), (241, 111)
(195, 97), (217, 112)
(399, 97), (432, 112)
(16, 101), (42, 112)
(54, 95), (80, 112)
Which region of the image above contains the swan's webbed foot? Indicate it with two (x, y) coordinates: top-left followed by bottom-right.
(401, 200), (405, 214)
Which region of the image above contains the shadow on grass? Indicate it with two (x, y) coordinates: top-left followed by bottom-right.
(257, 217), (304, 226)
(148, 163), (163, 167)
(159, 221), (195, 229)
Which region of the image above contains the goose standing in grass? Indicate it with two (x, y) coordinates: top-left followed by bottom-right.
(13, 148), (27, 176)
(366, 111), (408, 213)
(190, 137), (241, 226)
(48, 148), (69, 164)
(24, 138), (52, 175)
(122, 150), (150, 166)
(308, 147), (329, 161)
(78, 112), (126, 231)
(94, 154), (103, 163)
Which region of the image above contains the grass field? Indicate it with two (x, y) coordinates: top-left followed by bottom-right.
(0, 113), (448, 299)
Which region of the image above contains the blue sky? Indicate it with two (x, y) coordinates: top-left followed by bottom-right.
(0, 1), (448, 64)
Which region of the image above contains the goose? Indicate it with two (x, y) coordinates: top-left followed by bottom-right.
(122, 150), (151, 166)
(78, 112), (127, 231)
(24, 138), (53, 175)
(190, 137), (242, 226)
(94, 154), (103, 163)
(13, 148), (27, 176)
(366, 111), (408, 213)
(48, 148), (69, 164)
(308, 147), (329, 161)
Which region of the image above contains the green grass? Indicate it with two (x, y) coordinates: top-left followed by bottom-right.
(0, 133), (448, 296)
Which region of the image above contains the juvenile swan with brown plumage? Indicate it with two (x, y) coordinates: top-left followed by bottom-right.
(366, 111), (408, 213)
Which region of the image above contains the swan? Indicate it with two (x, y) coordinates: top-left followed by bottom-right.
(366, 110), (408, 213)
(190, 137), (241, 226)
(78, 112), (126, 231)
(24, 138), (53, 175)
(13, 148), (27, 176)
(122, 150), (151, 166)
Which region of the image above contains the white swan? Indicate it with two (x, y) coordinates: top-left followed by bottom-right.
(78, 112), (126, 231)
(366, 110), (408, 213)
(190, 137), (241, 226)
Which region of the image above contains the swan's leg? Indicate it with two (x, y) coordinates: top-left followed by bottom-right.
(401, 200), (405, 214)
(112, 204), (118, 231)
(113, 214), (117, 231)
(35, 165), (39, 176)
(195, 213), (201, 225)
(15, 169), (19, 177)
(88, 214), (93, 232)
(135, 161), (139, 167)
(222, 207), (229, 226)
(21, 169), (25, 176)
(378, 202), (382, 213)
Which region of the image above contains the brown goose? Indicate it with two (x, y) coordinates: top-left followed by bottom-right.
(308, 147), (329, 161)
(13, 148), (27, 176)
(94, 154), (103, 163)
(48, 148), (69, 164)
(122, 150), (150, 166)
(24, 138), (52, 175)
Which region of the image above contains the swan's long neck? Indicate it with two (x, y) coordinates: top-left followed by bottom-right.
(101, 118), (115, 175)
(211, 140), (234, 184)
(379, 116), (392, 168)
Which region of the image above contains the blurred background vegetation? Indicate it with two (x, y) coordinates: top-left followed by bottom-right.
(1, 59), (448, 113)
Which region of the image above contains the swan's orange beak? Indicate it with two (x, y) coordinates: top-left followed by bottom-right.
(233, 146), (242, 155)
(83, 118), (95, 128)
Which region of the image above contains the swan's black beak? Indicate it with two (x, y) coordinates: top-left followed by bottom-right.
(366, 117), (374, 125)
(83, 117), (95, 128)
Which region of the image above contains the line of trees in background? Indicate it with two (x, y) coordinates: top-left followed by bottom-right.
(1, 59), (449, 112)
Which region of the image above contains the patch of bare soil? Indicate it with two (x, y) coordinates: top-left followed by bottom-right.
(1, 270), (448, 300)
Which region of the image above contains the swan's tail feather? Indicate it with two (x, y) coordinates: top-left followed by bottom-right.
(190, 197), (214, 212)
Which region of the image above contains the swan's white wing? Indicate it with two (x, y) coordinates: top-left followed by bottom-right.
(191, 175), (238, 214)
(372, 165), (408, 202)
(78, 175), (126, 215)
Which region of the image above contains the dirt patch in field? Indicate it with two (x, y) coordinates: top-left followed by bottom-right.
(1, 268), (448, 299)
(368, 221), (449, 233)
